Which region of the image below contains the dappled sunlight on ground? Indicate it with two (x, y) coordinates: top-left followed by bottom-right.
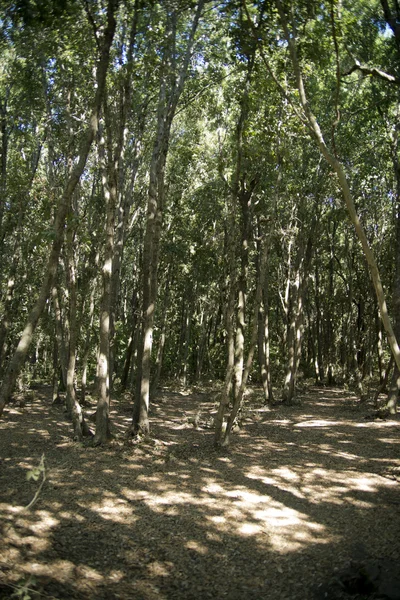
(1, 386), (399, 599)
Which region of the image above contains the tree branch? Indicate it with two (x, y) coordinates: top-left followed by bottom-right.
(342, 60), (400, 86)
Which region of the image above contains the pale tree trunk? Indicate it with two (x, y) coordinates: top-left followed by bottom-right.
(52, 335), (60, 404)
(0, 0), (117, 418)
(282, 224), (314, 404)
(219, 236), (269, 447)
(108, 1), (142, 394)
(376, 308), (385, 385)
(382, 114), (400, 413)
(214, 199), (237, 445)
(257, 221), (273, 405)
(180, 291), (194, 387)
(314, 260), (324, 382)
(121, 289), (139, 390)
(132, 1), (204, 435)
(195, 306), (211, 382)
(52, 286), (68, 389)
(232, 55), (256, 402)
(273, 0), (400, 378)
(94, 115), (118, 445)
(151, 274), (170, 396)
(81, 274), (97, 405)
(65, 217), (91, 439)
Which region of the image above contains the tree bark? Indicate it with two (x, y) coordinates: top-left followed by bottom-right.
(221, 235), (269, 446)
(65, 218), (91, 439)
(0, 0), (117, 418)
(274, 0), (400, 377)
(132, 1), (204, 435)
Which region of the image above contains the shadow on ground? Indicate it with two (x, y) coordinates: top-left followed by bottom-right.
(1, 386), (399, 600)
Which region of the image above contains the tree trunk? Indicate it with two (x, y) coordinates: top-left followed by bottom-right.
(0, 1), (117, 418)
(121, 290), (139, 390)
(151, 274), (170, 396)
(274, 0), (400, 377)
(65, 218), (91, 440)
(283, 224), (314, 404)
(94, 116), (118, 445)
(221, 236), (269, 446)
(132, 1), (204, 435)
(257, 223), (273, 405)
(52, 286), (68, 389)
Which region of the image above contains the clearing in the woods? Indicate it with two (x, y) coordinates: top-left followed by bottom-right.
(0, 386), (399, 600)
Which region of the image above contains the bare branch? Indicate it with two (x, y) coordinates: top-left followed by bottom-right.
(342, 61), (400, 86)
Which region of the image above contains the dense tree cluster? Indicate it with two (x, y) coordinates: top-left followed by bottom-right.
(0, 0), (399, 444)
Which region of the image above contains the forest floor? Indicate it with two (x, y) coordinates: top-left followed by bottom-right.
(1, 384), (400, 600)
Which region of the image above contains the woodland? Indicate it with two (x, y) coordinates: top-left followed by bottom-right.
(1, 0), (400, 598)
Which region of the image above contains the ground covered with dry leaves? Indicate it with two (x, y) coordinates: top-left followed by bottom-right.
(1, 385), (400, 600)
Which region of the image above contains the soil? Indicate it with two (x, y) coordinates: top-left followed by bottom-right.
(0, 385), (400, 600)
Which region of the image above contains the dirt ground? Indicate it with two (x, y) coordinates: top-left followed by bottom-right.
(1, 385), (400, 600)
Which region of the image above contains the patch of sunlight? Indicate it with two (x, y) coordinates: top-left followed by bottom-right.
(202, 482), (225, 494)
(355, 421), (399, 429)
(271, 467), (300, 481)
(210, 515), (226, 524)
(123, 487), (197, 512)
(185, 540), (208, 554)
(300, 469), (383, 504)
(225, 489), (270, 502)
(295, 420), (341, 428)
(29, 511), (59, 534)
(58, 510), (78, 520)
(377, 437), (400, 444)
(246, 472), (277, 485)
(22, 559), (95, 583)
(108, 570), (124, 582)
(147, 561), (173, 577)
(239, 522), (263, 535)
(217, 487), (331, 551)
(353, 476), (377, 492)
(89, 498), (134, 522)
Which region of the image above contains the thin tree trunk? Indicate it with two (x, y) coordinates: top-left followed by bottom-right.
(274, 0), (400, 376)
(257, 224), (273, 405)
(121, 290), (139, 390)
(221, 236), (269, 446)
(314, 260), (324, 382)
(94, 113), (118, 445)
(0, 1), (117, 418)
(81, 274), (97, 405)
(0, 141), (43, 373)
(151, 274), (170, 396)
(132, 1), (204, 435)
(214, 196), (237, 446)
(65, 219), (91, 439)
(283, 224), (314, 404)
(52, 286), (68, 389)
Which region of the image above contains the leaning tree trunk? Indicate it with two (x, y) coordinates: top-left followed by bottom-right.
(0, 0), (117, 418)
(273, 0), (400, 377)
